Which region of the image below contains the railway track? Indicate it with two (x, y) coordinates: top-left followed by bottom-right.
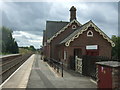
(0, 53), (32, 84)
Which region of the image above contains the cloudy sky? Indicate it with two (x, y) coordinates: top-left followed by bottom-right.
(0, 2), (118, 49)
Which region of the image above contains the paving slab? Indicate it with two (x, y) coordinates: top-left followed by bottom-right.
(27, 54), (97, 88)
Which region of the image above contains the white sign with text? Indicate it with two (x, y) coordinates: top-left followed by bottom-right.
(86, 45), (98, 50)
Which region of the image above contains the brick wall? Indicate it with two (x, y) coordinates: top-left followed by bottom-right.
(112, 67), (120, 89)
(50, 22), (79, 60)
(69, 27), (112, 58)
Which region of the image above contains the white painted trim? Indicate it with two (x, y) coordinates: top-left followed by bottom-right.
(65, 21), (115, 47)
(87, 30), (93, 37)
(44, 42), (46, 46)
(72, 25), (77, 29)
(64, 51), (67, 60)
(47, 19), (81, 43)
(90, 78), (97, 85)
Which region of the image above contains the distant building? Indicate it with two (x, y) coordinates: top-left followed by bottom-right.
(43, 6), (115, 69)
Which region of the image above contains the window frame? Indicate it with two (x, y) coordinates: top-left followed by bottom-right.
(87, 30), (93, 37)
(72, 25), (77, 29)
(63, 50), (67, 60)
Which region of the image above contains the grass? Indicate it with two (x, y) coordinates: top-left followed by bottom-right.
(0, 52), (11, 55)
(19, 48), (35, 54)
(0, 48), (36, 56)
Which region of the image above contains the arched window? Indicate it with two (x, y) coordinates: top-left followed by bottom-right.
(87, 30), (93, 37)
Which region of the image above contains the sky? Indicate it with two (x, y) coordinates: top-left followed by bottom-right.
(0, 1), (118, 49)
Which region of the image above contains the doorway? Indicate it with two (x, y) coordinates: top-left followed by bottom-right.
(70, 48), (82, 70)
(74, 48), (82, 58)
(86, 50), (99, 56)
(86, 45), (99, 56)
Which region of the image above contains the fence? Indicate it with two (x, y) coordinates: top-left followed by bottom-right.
(46, 58), (63, 77)
(77, 55), (112, 80)
(75, 56), (82, 74)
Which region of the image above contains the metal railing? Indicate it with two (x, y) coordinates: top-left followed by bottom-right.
(46, 58), (63, 77)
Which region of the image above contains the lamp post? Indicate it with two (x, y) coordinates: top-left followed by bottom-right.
(61, 61), (63, 77)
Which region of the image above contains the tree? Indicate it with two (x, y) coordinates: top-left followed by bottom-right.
(11, 41), (19, 53)
(29, 45), (36, 51)
(0, 26), (19, 54)
(0, 41), (6, 53)
(14, 41), (19, 53)
(111, 35), (120, 61)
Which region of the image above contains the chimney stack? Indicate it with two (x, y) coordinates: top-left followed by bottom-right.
(70, 6), (77, 22)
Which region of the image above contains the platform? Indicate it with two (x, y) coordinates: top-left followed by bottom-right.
(1, 54), (97, 89)
(1, 54), (35, 88)
(27, 54), (97, 88)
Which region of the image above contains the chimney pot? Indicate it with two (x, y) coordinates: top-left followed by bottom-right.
(70, 6), (77, 21)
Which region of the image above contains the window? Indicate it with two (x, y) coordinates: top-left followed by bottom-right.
(72, 25), (76, 29)
(87, 30), (93, 37)
(64, 51), (67, 60)
(44, 42), (46, 46)
(86, 45), (98, 50)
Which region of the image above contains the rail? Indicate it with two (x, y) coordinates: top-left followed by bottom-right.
(0, 53), (33, 84)
(46, 58), (63, 77)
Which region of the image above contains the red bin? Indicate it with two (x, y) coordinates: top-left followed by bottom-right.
(96, 61), (120, 89)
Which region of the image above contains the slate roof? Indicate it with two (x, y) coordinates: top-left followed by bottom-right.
(46, 21), (69, 39)
(44, 19), (115, 47)
(96, 61), (120, 67)
(60, 20), (91, 44)
(47, 19), (81, 43)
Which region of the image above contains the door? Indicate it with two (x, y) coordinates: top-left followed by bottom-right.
(86, 50), (99, 56)
(74, 48), (82, 58)
(97, 65), (112, 88)
(70, 48), (82, 70)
